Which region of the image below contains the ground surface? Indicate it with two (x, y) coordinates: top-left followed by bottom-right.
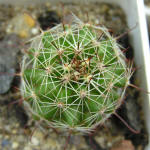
(0, 2), (148, 150)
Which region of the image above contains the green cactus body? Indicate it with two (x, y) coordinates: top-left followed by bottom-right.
(21, 16), (131, 133)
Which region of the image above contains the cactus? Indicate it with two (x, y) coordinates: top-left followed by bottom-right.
(21, 15), (132, 134)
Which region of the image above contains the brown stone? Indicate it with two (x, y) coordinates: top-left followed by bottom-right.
(111, 140), (135, 150)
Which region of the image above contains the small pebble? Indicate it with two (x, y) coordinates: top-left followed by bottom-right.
(24, 146), (32, 150)
(19, 30), (28, 38)
(12, 129), (17, 134)
(1, 139), (11, 147)
(24, 13), (35, 27)
(12, 142), (19, 149)
(5, 135), (10, 140)
(31, 27), (39, 35)
(31, 137), (39, 146)
(4, 125), (11, 132)
(71, 146), (76, 150)
(107, 142), (113, 147)
(111, 140), (135, 150)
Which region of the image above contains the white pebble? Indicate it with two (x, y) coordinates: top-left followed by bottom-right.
(31, 28), (39, 35)
(24, 146), (32, 150)
(31, 137), (39, 146)
(12, 142), (19, 149)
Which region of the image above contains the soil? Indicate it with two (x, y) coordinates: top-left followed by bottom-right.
(0, 1), (148, 150)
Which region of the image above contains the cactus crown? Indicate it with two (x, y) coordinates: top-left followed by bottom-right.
(21, 15), (131, 134)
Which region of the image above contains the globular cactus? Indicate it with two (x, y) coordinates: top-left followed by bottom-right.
(21, 15), (132, 134)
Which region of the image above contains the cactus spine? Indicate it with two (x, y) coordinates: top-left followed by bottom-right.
(21, 15), (132, 134)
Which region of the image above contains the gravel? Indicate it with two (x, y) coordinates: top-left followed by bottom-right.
(0, 1), (148, 150)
